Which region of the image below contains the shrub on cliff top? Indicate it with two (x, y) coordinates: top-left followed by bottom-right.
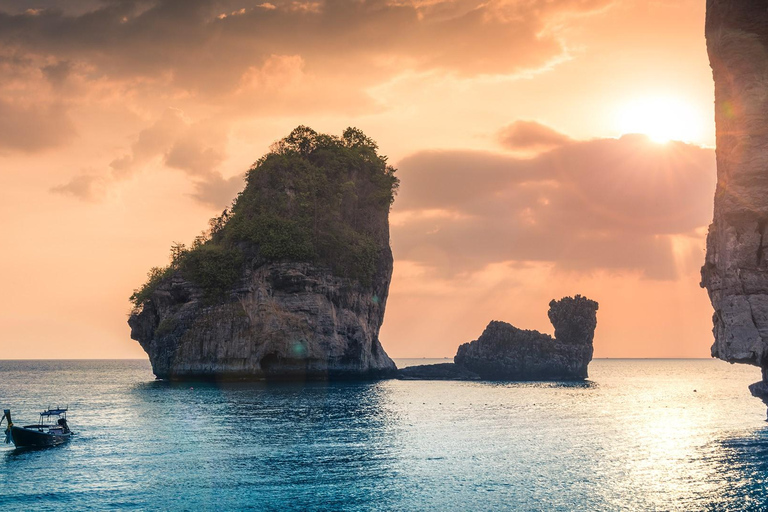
(130, 126), (398, 311)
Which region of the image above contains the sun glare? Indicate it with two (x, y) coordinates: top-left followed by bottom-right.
(617, 97), (704, 143)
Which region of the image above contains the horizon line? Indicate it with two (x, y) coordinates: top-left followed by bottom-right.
(0, 357), (718, 361)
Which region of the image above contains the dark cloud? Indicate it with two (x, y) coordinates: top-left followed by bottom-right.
(0, 0), (612, 98)
(0, 50), (78, 152)
(0, 1), (103, 15)
(0, 99), (75, 152)
(2, 0), (615, 205)
(393, 133), (715, 278)
(498, 120), (572, 151)
(41, 60), (72, 88)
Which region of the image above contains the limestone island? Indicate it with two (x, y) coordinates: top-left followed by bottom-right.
(128, 126), (399, 380)
(701, 1), (768, 410)
(398, 295), (599, 381)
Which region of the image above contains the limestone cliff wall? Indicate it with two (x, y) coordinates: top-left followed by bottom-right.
(701, 1), (768, 401)
(129, 260), (395, 379)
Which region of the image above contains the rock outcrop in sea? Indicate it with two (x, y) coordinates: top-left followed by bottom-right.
(399, 295), (598, 380)
(701, 1), (768, 405)
(397, 362), (481, 380)
(128, 127), (398, 380)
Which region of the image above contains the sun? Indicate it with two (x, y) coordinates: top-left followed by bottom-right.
(616, 97), (704, 143)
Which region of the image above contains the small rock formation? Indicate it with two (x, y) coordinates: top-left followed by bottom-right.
(397, 362), (480, 380)
(455, 296), (598, 380)
(398, 295), (598, 380)
(128, 127), (398, 380)
(701, 1), (768, 406)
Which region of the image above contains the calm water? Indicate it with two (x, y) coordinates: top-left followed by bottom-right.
(1, 359), (767, 511)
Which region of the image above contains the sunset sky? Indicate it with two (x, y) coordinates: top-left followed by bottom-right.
(0, 0), (718, 359)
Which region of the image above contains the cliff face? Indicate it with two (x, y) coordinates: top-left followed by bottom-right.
(453, 295), (598, 380)
(129, 261), (395, 379)
(701, 1), (768, 403)
(128, 127), (398, 380)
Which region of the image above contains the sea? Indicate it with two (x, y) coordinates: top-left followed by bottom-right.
(1, 359), (767, 511)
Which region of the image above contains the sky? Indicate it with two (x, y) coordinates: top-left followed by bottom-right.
(0, 0), (718, 359)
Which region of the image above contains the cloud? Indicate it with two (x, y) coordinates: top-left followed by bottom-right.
(0, 49), (79, 152)
(190, 172), (245, 208)
(0, 99), (75, 152)
(2, 0), (616, 210)
(41, 60), (72, 88)
(109, 108), (189, 175)
(497, 120), (572, 151)
(165, 136), (225, 177)
(109, 107), (227, 181)
(0, 0), (612, 98)
(0, 1), (103, 16)
(393, 132), (715, 279)
(54, 106), (238, 208)
(50, 171), (105, 201)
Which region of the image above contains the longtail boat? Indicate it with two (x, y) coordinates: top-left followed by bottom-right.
(1, 407), (73, 448)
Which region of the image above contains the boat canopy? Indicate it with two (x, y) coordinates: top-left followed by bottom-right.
(40, 407), (67, 417)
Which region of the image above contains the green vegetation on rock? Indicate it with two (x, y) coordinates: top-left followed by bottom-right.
(129, 126), (399, 312)
(129, 266), (173, 312)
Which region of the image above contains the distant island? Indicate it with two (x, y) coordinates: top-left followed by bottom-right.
(129, 126), (399, 380)
(399, 295), (598, 381)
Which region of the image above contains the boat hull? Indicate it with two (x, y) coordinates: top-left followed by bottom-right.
(10, 426), (71, 448)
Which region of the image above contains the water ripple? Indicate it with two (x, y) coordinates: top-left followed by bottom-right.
(1, 359), (767, 511)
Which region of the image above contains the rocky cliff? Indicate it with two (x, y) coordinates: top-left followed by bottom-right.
(701, 1), (768, 404)
(128, 127), (398, 380)
(399, 295), (598, 380)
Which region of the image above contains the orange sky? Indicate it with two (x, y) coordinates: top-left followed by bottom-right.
(0, 0), (718, 359)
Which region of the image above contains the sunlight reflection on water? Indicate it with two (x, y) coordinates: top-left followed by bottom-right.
(0, 359), (767, 510)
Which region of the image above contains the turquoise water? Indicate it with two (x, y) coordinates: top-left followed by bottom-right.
(1, 359), (767, 511)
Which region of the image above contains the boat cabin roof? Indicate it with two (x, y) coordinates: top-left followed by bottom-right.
(40, 407), (67, 417)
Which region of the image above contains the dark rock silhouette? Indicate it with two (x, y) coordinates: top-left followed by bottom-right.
(455, 295), (598, 380)
(397, 362), (480, 380)
(398, 295), (598, 381)
(700, 1), (768, 408)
